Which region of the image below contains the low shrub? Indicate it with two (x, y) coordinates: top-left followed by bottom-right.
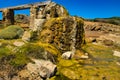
(0, 25), (24, 39)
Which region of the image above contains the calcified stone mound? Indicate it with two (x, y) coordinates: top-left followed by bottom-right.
(30, 2), (69, 31)
(39, 17), (85, 52)
(36, 2), (69, 19)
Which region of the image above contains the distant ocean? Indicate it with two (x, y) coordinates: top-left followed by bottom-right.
(0, 9), (30, 20)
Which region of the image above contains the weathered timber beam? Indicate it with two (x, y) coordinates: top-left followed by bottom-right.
(0, 1), (50, 11)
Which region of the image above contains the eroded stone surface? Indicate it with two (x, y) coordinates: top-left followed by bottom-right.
(62, 51), (74, 59)
(26, 59), (57, 79)
(113, 51), (120, 57)
(39, 17), (85, 52)
(13, 41), (25, 47)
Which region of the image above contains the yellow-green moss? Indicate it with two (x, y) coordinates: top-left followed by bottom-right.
(0, 47), (12, 59)
(50, 43), (120, 80)
(39, 16), (85, 52)
(0, 39), (61, 67)
(58, 59), (78, 67)
(9, 43), (45, 67)
(9, 52), (30, 67)
(37, 42), (61, 56)
(0, 40), (17, 59)
(82, 43), (116, 60)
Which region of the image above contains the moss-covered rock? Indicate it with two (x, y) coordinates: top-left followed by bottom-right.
(0, 25), (24, 39)
(39, 17), (85, 53)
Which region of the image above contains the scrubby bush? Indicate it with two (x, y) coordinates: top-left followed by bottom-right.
(0, 25), (24, 39)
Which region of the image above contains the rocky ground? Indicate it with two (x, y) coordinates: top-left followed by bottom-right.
(84, 21), (120, 51)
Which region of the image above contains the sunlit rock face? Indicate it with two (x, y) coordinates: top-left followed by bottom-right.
(30, 2), (69, 31)
(36, 2), (69, 19)
(39, 17), (85, 53)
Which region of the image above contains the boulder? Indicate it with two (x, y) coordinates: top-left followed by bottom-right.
(62, 51), (74, 59)
(13, 41), (25, 47)
(39, 17), (85, 52)
(26, 59), (57, 79)
(103, 39), (113, 46)
(113, 51), (120, 57)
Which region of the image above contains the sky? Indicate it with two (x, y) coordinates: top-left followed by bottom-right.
(0, 0), (120, 20)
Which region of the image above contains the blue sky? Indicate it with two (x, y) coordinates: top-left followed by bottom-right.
(0, 0), (120, 20)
